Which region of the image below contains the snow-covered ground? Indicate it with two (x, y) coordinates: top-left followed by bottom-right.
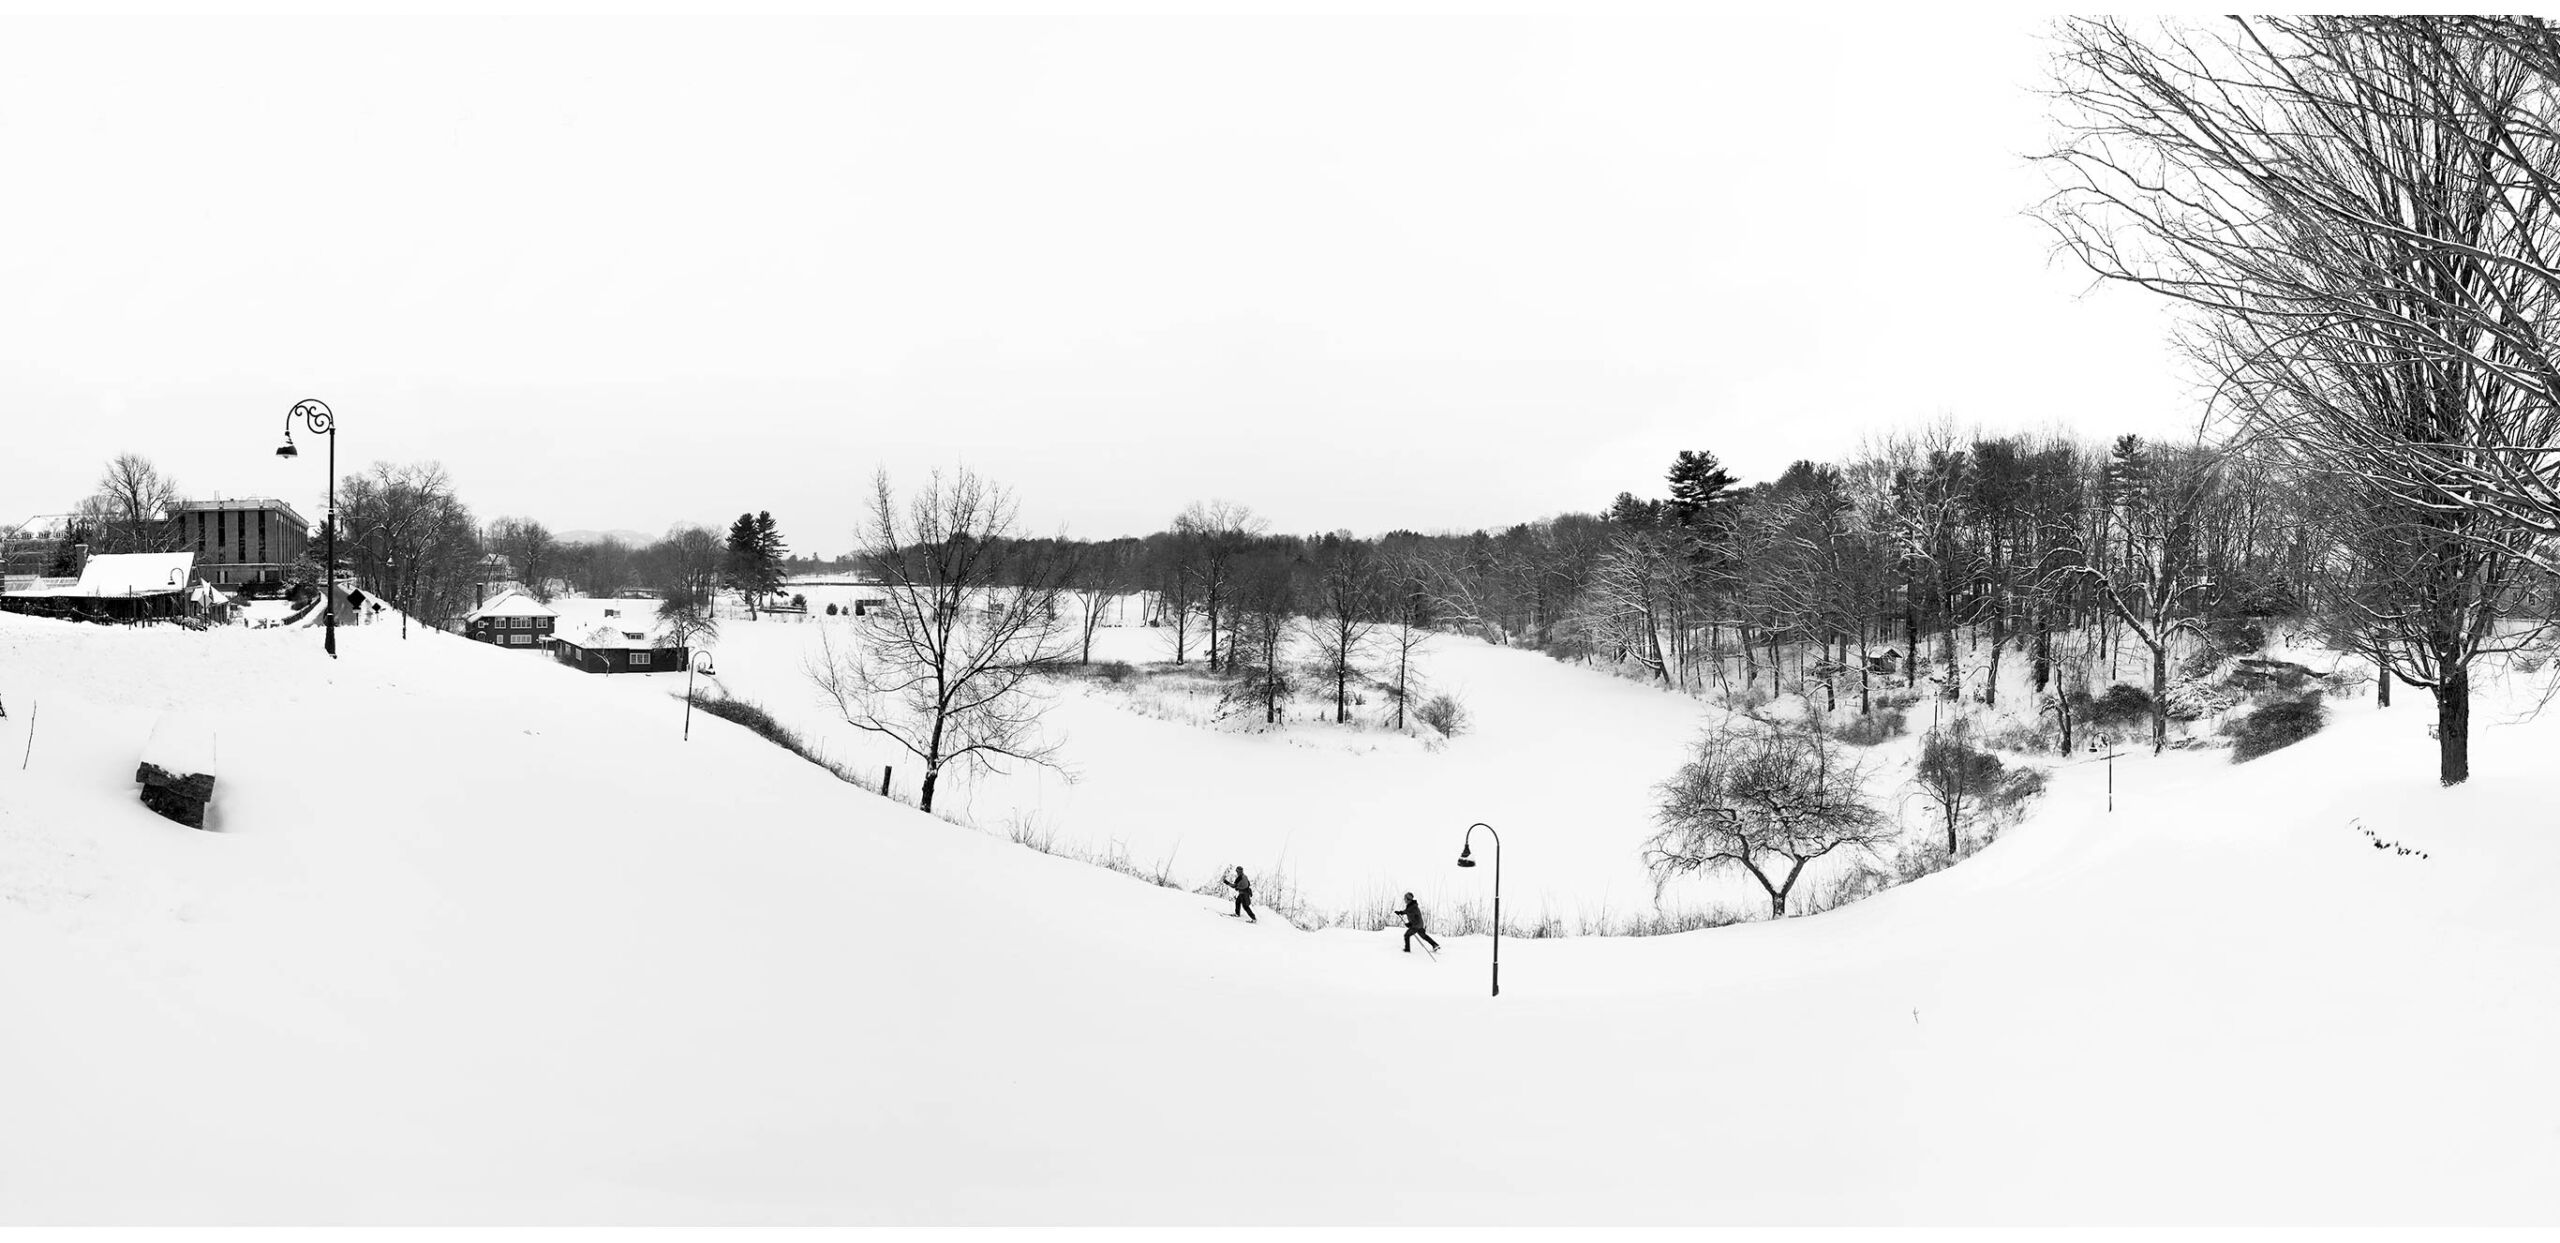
(692, 598), (1743, 925)
(670, 591), (2258, 925)
(1, 612), (2555, 1223)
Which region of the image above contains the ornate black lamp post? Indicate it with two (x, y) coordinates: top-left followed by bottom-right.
(275, 399), (338, 658)
(1457, 821), (1503, 998)
(684, 647), (717, 740)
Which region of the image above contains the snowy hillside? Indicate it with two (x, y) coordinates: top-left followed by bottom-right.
(1, 614), (2555, 1223)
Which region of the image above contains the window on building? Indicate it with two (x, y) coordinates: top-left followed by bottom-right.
(631, 651), (652, 667)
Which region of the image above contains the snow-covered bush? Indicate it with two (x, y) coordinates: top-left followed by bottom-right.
(2165, 677), (2243, 722)
(1832, 706), (1907, 747)
(1416, 693), (1469, 738)
(2229, 695), (2325, 763)
(1909, 725), (2045, 856)
(2089, 683), (2155, 729)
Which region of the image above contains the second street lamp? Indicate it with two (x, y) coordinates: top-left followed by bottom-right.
(276, 398), (339, 659)
(1457, 821), (1503, 998)
(685, 647), (717, 740)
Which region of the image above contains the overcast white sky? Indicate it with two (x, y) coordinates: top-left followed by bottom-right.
(0, 13), (2193, 554)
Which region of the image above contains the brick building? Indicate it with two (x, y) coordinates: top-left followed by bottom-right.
(168, 498), (310, 588)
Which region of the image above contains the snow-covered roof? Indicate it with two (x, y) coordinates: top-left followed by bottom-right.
(558, 619), (684, 651)
(32, 552), (198, 597)
(463, 591), (557, 621)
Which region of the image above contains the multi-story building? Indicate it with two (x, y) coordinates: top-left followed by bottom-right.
(167, 498), (310, 588)
(462, 591), (558, 650)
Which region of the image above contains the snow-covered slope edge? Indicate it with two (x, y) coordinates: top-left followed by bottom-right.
(0, 616), (2552, 1224)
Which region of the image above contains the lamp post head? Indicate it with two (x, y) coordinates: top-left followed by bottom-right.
(1457, 843), (1475, 868)
(275, 438), (298, 459)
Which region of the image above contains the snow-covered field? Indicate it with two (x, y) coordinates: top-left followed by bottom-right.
(1, 612), (2555, 1223)
(694, 596), (1741, 926)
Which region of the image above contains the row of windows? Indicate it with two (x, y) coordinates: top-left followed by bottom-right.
(188, 510), (290, 565)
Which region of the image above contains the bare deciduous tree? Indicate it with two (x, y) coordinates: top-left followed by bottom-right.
(1645, 716), (1888, 920)
(2043, 16), (2560, 781)
(487, 517), (562, 602)
(84, 453), (184, 555)
(809, 468), (1071, 813)
(1176, 500), (1263, 673)
(1218, 550), (1297, 726)
(1303, 537), (1381, 724)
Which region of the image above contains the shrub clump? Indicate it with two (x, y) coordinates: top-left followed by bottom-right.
(1415, 693), (1469, 738)
(2089, 683), (2156, 728)
(1832, 706), (1908, 747)
(2230, 694), (2326, 762)
(1095, 660), (1136, 684)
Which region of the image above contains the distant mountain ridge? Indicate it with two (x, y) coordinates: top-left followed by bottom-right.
(555, 529), (655, 547)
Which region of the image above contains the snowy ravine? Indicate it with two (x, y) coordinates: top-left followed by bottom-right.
(0, 613), (2554, 1224)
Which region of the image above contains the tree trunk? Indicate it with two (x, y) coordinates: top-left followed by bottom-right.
(2435, 668), (2469, 786)
(1395, 639), (1410, 730)
(2376, 662), (2392, 708)
(1903, 594), (1919, 690)
(1985, 595), (2006, 707)
(2149, 638), (2169, 756)
(1859, 620), (1872, 716)
(1939, 623), (1960, 701)
(1825, 633), (1839, 712)
(920, 766), (940, 813)
(2032, 601), (2052, 693)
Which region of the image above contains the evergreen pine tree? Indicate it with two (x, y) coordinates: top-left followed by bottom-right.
(724, 512), (781, 619)
(1665, 449), (1738, 528)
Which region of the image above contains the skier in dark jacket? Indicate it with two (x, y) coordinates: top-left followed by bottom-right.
(1226, 866), (1257, 922)
(1392, 892), (1439, 953)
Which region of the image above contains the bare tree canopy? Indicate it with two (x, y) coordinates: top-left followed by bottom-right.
(809, 468), (1073, 814)
(2041, 15), (2560, 781)
(82, 453), (184, 555)
(1645, 716), (1888, 920)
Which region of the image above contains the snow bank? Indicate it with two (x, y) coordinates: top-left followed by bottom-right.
(0, 612), (2553, 1223)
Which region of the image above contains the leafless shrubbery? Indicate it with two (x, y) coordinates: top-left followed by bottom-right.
(1831, 706), (1907, 747)
(1415, 693), (1469, 738)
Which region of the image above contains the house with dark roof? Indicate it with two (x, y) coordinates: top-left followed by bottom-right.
(461, 591), (558, 650)
(551, 615), (692, 674)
